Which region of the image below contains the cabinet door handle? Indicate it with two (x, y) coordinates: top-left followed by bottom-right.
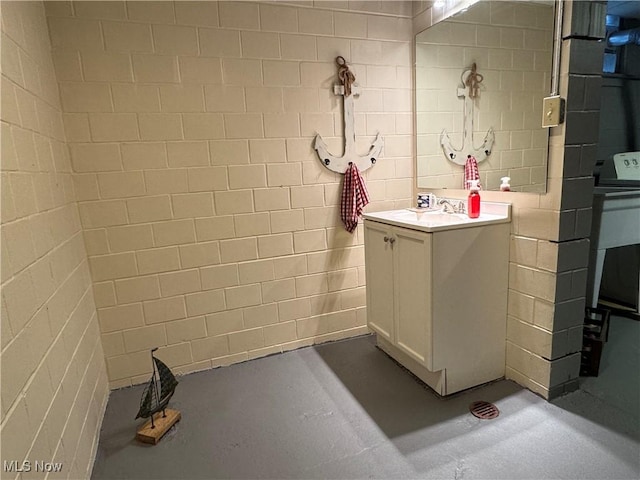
(383, 236), (390, 243)
(389, 237), (396, 244)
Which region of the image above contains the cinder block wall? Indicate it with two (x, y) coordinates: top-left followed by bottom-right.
(0, 2), (109, 478)
(44, 0), (415, 388)
(490, 2), (603, 398)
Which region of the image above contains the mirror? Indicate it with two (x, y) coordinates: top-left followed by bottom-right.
(416, 0), (555, 192)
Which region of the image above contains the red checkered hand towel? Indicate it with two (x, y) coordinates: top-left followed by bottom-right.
(464, 155), (481, 190)
(341, 163), (370, 233)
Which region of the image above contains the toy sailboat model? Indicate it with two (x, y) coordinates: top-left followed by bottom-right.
(135, 348), (181, 444)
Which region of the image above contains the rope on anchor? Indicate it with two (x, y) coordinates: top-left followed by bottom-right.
(464, 62), (483, 99)
(336, 56), (355, 97)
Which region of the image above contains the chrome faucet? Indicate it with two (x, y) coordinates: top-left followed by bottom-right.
(438, 198), (466, 214)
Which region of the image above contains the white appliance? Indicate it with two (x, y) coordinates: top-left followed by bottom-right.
(587, 151), (640, 315)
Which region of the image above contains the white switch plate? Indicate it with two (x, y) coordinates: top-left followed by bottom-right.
(541, 95), (565, 128)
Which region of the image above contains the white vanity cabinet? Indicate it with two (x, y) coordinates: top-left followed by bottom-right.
(365, 222), (433, 369)
(363, 209), (510, 396)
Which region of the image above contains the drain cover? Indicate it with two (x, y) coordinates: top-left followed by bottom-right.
(469, 401), (499, 419)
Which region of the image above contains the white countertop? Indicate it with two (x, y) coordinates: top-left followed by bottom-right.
(363, 202), (511, 233)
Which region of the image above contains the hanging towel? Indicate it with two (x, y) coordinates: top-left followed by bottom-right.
(341, 163), (370, 233)
(464, 155), (481, 190)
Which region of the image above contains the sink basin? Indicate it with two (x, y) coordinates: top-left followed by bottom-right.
(387, 210), (466, 225)
(363, 203), (511, 232)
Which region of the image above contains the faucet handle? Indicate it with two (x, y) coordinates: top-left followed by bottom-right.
(437, 198), (449, 211)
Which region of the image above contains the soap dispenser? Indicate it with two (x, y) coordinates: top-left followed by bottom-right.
(468, 179), (480, 218)
(500, 177), (511, 192)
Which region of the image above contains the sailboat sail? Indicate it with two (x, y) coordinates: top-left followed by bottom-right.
(135, 349), (178, 421)
(136, 378), (157, 419)
(155, 357), (178, 400)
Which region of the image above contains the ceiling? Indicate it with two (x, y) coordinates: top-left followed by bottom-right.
(422, 1), (640, 20)
(607, 0), (640, 19)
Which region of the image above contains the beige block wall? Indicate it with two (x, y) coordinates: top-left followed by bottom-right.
(0, 2), (109, 478)
(415, 2), (585, 399)
(45, 0), (414, 388)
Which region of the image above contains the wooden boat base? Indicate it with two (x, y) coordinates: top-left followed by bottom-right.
(136, 409), (181, 445)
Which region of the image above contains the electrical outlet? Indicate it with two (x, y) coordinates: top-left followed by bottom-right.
(542, 95), (565, 128)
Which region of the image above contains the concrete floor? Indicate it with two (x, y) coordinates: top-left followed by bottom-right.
(92, 315), (640, 479)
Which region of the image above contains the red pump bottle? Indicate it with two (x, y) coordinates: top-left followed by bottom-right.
(468, 179), (480, 218)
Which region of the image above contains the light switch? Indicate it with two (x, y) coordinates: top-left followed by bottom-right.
(542, 95), (565, 128)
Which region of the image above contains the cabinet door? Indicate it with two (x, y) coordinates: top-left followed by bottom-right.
(393, 227), (432, 369)
(364, 221), (394, 343)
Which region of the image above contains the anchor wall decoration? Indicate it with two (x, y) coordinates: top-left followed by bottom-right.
(314, 56), (383, 174)
(440, 62), (494, 166)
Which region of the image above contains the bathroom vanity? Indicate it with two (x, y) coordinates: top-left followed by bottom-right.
(363, 202), (511, 396)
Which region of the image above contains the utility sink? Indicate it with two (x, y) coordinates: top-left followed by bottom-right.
(363, 201), (511, 233)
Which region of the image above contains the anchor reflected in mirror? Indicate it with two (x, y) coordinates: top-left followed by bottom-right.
(440, 63), (494, 167)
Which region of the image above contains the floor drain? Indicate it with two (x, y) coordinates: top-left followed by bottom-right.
(469, 401), (499, 419)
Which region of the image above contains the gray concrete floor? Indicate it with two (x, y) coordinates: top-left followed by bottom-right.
(92, 315), (639, 479)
